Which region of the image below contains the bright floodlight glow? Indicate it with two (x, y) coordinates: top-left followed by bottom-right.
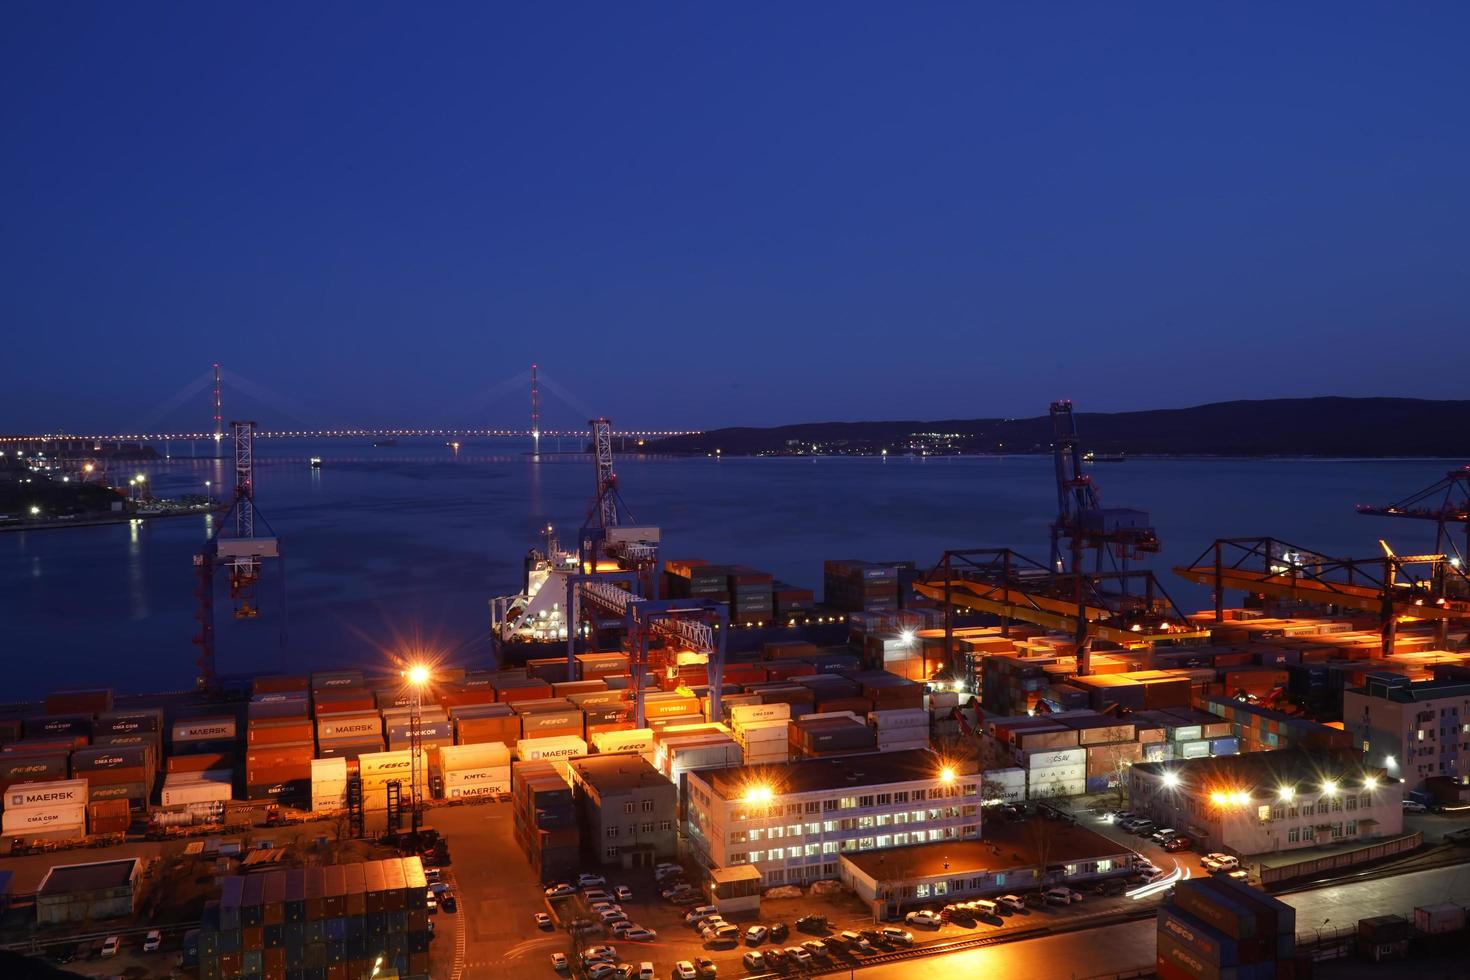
(1322, 780), (1338, 796)
(29, 505), (40, 516)
(1232, 791), (1251, 805)
(900, 629), (916, 644)
(406, 665), (431, 686)
(135, 473), (145, 482)
(939, 766), (957, 784)
(1161, 772), (1181, 789)
(1210, 791), (1227, 805)
(744, 784), (774, 805)
(1363, 777), (1378, 791)
(1278, 785), (1295, 801)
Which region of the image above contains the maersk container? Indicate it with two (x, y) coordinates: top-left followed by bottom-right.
(172, 717), (238, 745)
(443, 766), (511, 793)
(316, 715), (383, 743)
(516, 736), (588, 762)
(5, 778), (90, 811)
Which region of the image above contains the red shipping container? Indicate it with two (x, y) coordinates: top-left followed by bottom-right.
(247, 721), (314, 745)
(253, 675), (310, 695)
(168, 752), (233, 774)
(44, 690), (113, 716)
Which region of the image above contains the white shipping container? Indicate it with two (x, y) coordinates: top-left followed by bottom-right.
(516, 736), (588, 762)
(735, 726), (788, 745)
(172, 717), (237, 743)
(730, 703), (791, 726)
(2, 804), (86, 834)
(446, 782), (510, 799)
(443, 765), (512, 789)
(161, 779), (234, 807)
(868, 709), (929, 730)
(5, 778), (90, 812)
(310, 757), (348, 779)
(439, 741), (511, 771)
(311, 781), (348, 813)
(1027, 777), (1085, 800)
(1027, 763), (1086, 782)
(1019, 747), (1086, 769)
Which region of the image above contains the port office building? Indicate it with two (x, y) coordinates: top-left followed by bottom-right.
(684, 749), (983, 886)
(1129, 748), (1402, 857)
(566, 753), (678, 870)
(1342, 674), (1470, 799)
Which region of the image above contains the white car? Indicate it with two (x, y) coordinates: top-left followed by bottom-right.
(1402, 799), (1428, 813)
(551, 952), (570, 972)
(742, 951), (765, 971)
(786, 947), (812, 966)
(534, 913), (554, 930)
(583, 946), (618, 964)
(1227, 869), (1251, 882)
(584, 888), (612, 902)
(1044, 887), (1077, 905)
(685, 905), (719, 925)
(610, 920), (637, 936)
(745, 925), (768, 945)
(600, 908), (629, 924)
(579, 873), (609, 887)
(905, 910), (942, 927)
(880, 927), (914, 946)
(143, 930), (162, 952)
(638, 965), (655, 980)
(101, 936), (121, 958)
(674, 962), (698, 980)
(1203, 853), (1239, 872)
(655, 863), (682, 879)
(545, 883), (576, 898)
(996, 895), (1026, 913)
(1134, 861), (1163, 878)
(625, 927), (657, 942)
(587, 965), (618, 980)
(615, 885), (633, 901)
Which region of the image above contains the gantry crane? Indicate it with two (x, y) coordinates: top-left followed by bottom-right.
(1356, 466), (1470, 571)
(192, 421), (283, 690)
(580, 418), (661, 597)
(1049, 400), (1160, 575)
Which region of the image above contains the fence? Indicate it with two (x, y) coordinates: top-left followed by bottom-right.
(1260, 831), (1422, 887)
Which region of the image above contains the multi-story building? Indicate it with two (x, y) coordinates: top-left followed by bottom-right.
(566, 753), (678, 870)
(684, 749), (982, 886)
(1129, 748), (1402, 857)
(1342, 674), (1470, 793)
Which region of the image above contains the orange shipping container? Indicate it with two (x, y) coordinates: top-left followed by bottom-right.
(247, 721), (315, 745)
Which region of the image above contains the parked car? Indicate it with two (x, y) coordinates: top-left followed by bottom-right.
(763, 948), (788, 967)
(654, 863), (683, 881)
(625, 928), (658, 942)
(579, 873), (608, 887)
(1203, 853), (1239, 872)
(599, 909), (629, 924)
(585, 889), (612, 903)
(1134, 861), (1163, 879)
(546, 883), (576, 898)
(611, 921), (637, 936)
(587, 964), (618, 980)
(704, 934), (737, 950)
(583, 946), (618, 964)
(1112, 811), (1137, 824)
(1043, 887), (1077, 905)
(685, 906), (719, 925)
(996, 895), (1026, 913)
(1163, 835), (1194, 852)
(741, 951), (765, 972)
(785, 946), (812, 966)
(744, 925), (768, 945)
(694, 958), (717, 978)
(880, 927), (914, 946)
(1129, 820), (1157, 836)
(905, 910), (942, 928)
(802, 939), (830, 958)
(838, 931), (873, 954)
(441, 893), (457, 913)
(768, 921), (790, 941)
(1402, 799), (1428, 813)
(963, 899), (999, 918)
(101, 936), (121, 958)
(534, 913), (554, 930)
(794, 914), (827, 934)
(1227, 869), (1251, 883)
(551, 952), (570, 972)
(662, 883), (693, 900)
(1151, 828), (1179, 844)
(615, 885), (633, 901)
(673, 962), (697, 980)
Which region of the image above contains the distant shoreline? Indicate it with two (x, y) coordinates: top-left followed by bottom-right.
(0, 506), (212, 534)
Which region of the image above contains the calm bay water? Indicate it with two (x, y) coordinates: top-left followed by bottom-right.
(1, 442), (1460, 699)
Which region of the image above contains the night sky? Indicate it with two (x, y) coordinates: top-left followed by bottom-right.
(3, 4), (1467, 432)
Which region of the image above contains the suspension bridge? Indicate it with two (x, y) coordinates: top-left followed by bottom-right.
(0, 363), (700, 448)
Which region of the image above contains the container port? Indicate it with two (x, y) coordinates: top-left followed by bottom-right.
(2, 409), (1469, 979)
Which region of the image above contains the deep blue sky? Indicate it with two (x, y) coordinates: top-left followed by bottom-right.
(3, 4), (1468, 432)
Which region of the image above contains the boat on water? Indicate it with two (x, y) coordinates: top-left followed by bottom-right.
(309, 457), (323, 469)
(1083, 451), (1127, 462)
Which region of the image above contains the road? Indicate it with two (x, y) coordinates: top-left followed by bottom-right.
(855, 859), (1470, 980)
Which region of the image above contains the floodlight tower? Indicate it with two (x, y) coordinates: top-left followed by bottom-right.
(405, 665), (430, 837)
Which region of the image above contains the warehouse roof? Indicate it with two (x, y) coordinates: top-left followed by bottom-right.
(568, 753), (674, 795)
(1132, 748), (1382, 794)
(38, 859), (139, 895)
(1352, 678), (1470, 703)
(842, 821), (1130, 881)
(702, 749), (962, 801)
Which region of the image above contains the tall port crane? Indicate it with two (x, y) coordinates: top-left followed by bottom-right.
(192, 421), (283, 690)
(1049, 400), (1160, 575)
(580, 418), (661, 598)
(1356, 466), (1470, 570)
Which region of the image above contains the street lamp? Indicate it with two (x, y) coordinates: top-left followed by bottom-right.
(939, 766), (957, 785)
(1162, 771), (1181, 790)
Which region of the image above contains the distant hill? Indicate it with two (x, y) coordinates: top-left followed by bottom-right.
(647, 397), (1470, 457)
